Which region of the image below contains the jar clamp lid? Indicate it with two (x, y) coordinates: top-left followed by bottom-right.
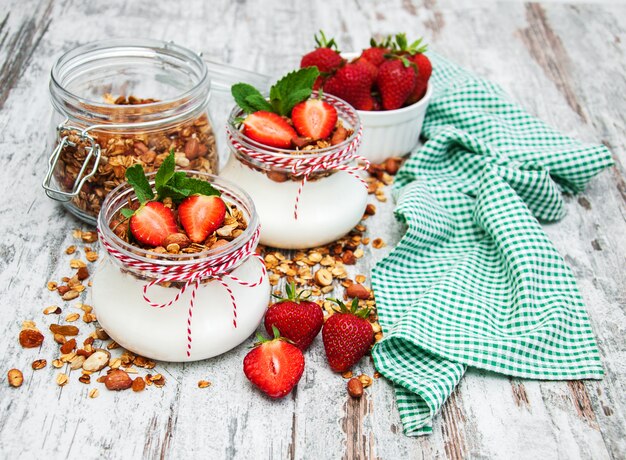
(43, 39), (271, 206)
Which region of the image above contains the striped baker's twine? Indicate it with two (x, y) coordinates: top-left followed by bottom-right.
(227, 95), (370, 219)
(97, 225), (266, 357)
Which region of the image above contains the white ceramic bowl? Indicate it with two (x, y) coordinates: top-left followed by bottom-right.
(341, 52), (433, 164)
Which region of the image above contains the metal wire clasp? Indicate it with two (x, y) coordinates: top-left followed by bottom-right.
(42, 120), (102, 202)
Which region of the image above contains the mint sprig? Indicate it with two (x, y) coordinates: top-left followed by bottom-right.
(120, 151), (221, 217)
(231, 67), (320, 117)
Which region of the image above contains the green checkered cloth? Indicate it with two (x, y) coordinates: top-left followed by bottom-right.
(371, 52), (613, 436)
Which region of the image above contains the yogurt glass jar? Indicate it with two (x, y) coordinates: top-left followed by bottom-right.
(43, 39), (270, 224)
(220, 93), (368, 249)
(93, 173), (270, 362)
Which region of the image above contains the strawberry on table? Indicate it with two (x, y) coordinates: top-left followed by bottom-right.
(291, 99), (338, 141)
(243, 326), (305, 399)
(129, 201), (177, 247)
(376, 58), (417, 110)
(178, 195), (226, 243)
(324, 61), (376, 111)
(300, 30), (345, 90)
(264, 283), (323, 350)
(322, 298), (374, 372)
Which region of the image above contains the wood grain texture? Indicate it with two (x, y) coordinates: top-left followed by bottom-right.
(0, 0), (625, 459)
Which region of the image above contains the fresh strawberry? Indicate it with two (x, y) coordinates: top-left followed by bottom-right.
(242, 111), (297, 149)
(324, 62), (375, 111)
(178, 195), (226, 243)
(390, 34), (431, 105)
(301, 30), (345, 89)
(129, 201), (177, 247)
(243, 326), (305, 399)
(360, 36), (392, 67)
(264, 283), (323, 350)
(354, 57), (379, 81)
(376, 58), (417, 110)
(322, 298), (374, 372)
(406, 53), (432, 104)
(291, 99), (338, 141)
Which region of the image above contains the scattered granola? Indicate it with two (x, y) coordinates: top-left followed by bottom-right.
(32, 359), (47, 370)
(198, 380), (212, 389)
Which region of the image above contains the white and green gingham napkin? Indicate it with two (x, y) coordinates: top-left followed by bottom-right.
(370, 52), (614, 436)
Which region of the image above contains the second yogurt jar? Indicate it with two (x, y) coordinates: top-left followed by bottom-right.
(221, 92), (368, 249)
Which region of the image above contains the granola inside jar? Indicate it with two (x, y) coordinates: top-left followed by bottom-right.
(44, 39), (219, 224)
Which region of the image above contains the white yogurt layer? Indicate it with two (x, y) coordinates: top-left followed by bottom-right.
(91, 256), (269, 362)
(220, 156), (368, 249)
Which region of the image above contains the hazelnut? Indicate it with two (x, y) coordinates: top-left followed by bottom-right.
(104, 369), (133, 391)
(347, 378), (363, 399)
(132, 377), (146, 392)
(7, 369), (23, 387)
(341, 250), (357, 265)
(314, 268), (333, 287)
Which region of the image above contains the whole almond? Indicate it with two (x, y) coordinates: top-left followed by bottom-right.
(60, 338), (77, 354)
(7, 369), (23, 387)
(267, 171), (288, 183)
(184, 137), (201, 160)
(105, 370), (133, 391)
(346, 283), (370, 300)
(347, 378), (363, 399)
(82, 349), (111, 372)
(131, 377), (146, 392)
(162, 233), (191, 249)
(19, 329), (44, 348)
(384, 157), (402, 175)
(49, 324), (79, 336)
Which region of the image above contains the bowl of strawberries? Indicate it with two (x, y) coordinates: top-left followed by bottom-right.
(300, 32), (433, 164)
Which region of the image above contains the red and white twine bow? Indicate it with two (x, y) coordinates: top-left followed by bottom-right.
(228, 116), (369, 219)
(97, 226), (266, 357)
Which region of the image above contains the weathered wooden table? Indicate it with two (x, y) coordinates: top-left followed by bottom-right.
(1, 0), (624, 458)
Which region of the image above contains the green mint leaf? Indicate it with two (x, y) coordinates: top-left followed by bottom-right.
(269, 67), (319, 116)
(155, 152), (176, 192)
(178, 177), (221, 197)
(158, 184), (192, 202)
(244, 93), (273, 112)
(120, 208), (135, 218)
(232, 83), (272, 113)
(125, 164), (154, 204)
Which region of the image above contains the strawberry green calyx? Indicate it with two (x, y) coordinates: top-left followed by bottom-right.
(392, 33), (428, 55)
(369, 35), (392, 49)
(328, 298), (370, 319)
(272, 282), (311, 303)
(253, 325), (296, 346)
(314, 30), (339, 51)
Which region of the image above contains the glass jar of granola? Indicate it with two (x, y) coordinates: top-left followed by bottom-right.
(44, 39), (268, 224)
(93, 172), (269, 362)
(220, 93), (368, 249)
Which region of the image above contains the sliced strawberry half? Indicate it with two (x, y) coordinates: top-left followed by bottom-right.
(129, 201), (178, 247)
(243, 335), (305, 399)
(291, 99), (338, 140)
(178, 195), (226, 243)
(242, 111), (297, 149)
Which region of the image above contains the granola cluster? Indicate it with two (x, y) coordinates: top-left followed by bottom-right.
(53, 95), (218, 218)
